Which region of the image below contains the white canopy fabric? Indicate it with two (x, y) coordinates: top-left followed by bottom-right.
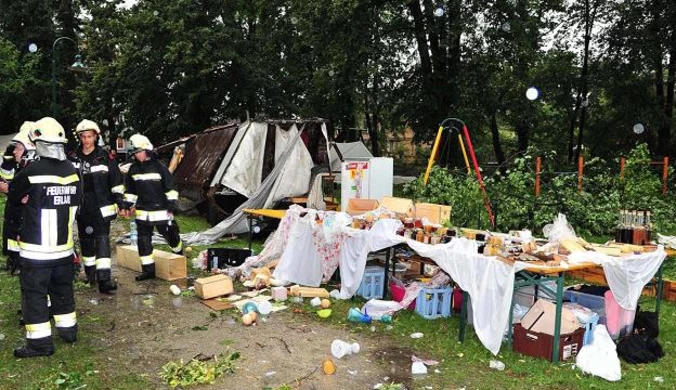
(219, 122), (268, 198)
(328, 142), (373, 172)
(182, 123), (327, 244)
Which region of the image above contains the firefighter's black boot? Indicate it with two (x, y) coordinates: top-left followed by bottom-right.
(84, 265), (96, 285)
(135, 263), (155, 281)
(97, 269), (118, 294)
(14, 337), (55, 358)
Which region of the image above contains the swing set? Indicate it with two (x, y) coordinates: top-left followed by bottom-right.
(422, 118), (495, 228)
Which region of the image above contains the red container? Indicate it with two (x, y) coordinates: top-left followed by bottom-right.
(513, 323), (585, 362)
(390, 282), (416, 310)
(453, 287), (463, 313)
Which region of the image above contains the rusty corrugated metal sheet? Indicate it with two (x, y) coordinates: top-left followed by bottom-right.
(173, 124), (239, 188)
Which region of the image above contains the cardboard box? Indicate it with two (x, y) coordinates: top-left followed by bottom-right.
(380, 196), (414, 218)
(519, 299), (580, 336)
(513, 323), (585, 362)
(414, 203), (451, 224)
(346, 198), (379, 215)
(115, 245), (187, 281)
(194, 274), (234, 299)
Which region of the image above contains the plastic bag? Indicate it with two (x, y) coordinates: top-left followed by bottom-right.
(543, 213), (576, 243)
(576, 325), (622, 381)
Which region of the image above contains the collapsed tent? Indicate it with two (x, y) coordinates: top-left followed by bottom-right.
(173, 119), (330, 245)
(328, 141), (373, 172)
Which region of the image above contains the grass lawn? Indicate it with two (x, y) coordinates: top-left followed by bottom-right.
(1, 197), (675, 389)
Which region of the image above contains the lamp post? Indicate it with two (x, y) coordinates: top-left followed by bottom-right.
(51, 37), (86, 117)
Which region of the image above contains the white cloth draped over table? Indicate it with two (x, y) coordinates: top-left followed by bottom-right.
(568, 248), (667, 310)
(267, 206), (667, 356)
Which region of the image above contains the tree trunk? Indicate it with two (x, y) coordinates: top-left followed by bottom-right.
(408, 1), (432, 76)
(490, 110), (506, 172)
(516, 121), (529, 155)
(568, 89), (582, 162)
(575, 0), (593, 163)
(661, 47), (675, 157)
(363, 87), (380, 157)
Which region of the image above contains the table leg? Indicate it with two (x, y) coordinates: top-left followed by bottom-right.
(656, 264), (664, 317)
(247, 216), (253, 251)
(507, 285), (515, 346)
(383, 247), (392, 299)
(459, 290), (468, 342)
(552, 272), (564, 363)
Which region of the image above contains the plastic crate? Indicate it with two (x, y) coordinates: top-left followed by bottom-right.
(513, 279), (560, 308)
(563, 289), (606, 324)
(356, 265), (385, 300)
(581, 312), (600, 346)
(415, 286), (452, 319)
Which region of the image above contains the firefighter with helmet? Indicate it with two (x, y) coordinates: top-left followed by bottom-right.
(120, 134), (183, 281)
(0, 122), (37, 274)
(9, 117), (82, 358)
(70, 119), (122, 293)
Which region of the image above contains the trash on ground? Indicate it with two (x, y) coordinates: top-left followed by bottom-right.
(331, 339), (360, 359)
(489, 360), (505, 371)
(347, 307), (372, 324)
(411, 361), (428, 375)
(169, 285), (181, 296)
(410, 332), (424, 339)
(322, 358), (336, 375)
(317, 309), (332, 318)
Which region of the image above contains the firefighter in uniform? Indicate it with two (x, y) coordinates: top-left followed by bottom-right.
(1, 122), (37, 274)
(71, 119), (122, 293)
(121, 134), (183, 281)
(10, 117), (82, 358)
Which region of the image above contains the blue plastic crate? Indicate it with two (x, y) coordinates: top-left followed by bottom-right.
(581, 312), (600, 346)
(415, 286), (452, 319)
(564, 289), (606, 324)
(356, 265), (385, 300)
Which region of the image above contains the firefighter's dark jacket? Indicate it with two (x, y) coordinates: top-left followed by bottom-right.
(122, 158), (178, 223)
(8, 157), (82, 266)
(69, 146), (124, 222)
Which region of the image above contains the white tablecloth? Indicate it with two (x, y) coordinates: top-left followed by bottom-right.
(269, 207), (667, 355)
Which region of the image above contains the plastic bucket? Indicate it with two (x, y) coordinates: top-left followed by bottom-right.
(390, 282), (416, 310)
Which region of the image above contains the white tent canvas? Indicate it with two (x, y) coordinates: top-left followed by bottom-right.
(328, 141), (373, 172)
(183, 121), (328, 245)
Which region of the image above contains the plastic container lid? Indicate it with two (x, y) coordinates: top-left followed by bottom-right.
(257, 300), (273, 315)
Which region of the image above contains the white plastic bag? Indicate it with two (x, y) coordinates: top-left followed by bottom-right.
(543, 213), (577, 243)
(575, 325), (622, 381)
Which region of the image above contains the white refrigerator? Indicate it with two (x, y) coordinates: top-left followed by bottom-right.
(340, 157), (393, 211)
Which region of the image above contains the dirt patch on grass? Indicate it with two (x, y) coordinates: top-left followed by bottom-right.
(74, 221), (415, 389)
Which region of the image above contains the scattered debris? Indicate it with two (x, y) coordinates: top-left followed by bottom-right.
(410, 332), (424, 339)
(489, 360), (505, 371)
(331, 340), (360, 359)
(322, 359), (336, 375)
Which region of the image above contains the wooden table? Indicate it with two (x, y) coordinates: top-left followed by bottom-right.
(386, 244), (672, 363)
(242, 208), (287, 250)
(505, 250), (673, 363)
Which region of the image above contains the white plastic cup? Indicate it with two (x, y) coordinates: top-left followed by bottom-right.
(331, 339), (360, 359)
(310, 297), (322, 307)
(257, 300), (273, 315)
(169, 285), (181, 296)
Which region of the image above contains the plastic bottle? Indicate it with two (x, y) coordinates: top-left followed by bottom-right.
(331, 339), (360, 359)
(380, 314), (393, 324)
(130, 220), (138, 246)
